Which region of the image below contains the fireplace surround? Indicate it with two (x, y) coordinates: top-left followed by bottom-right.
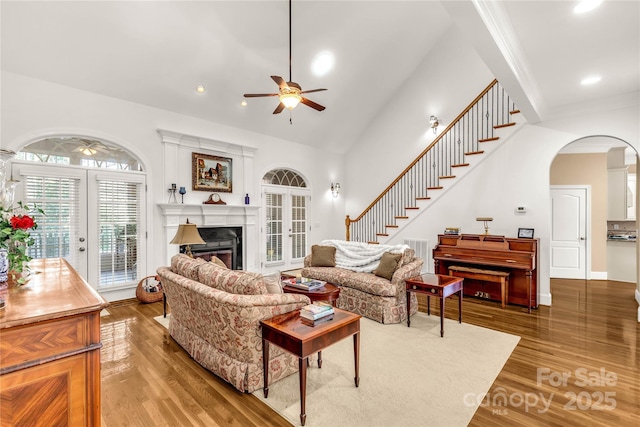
(159, 204), (260, 271)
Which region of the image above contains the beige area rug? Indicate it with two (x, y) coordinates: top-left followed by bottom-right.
(154, 312), (520, 427)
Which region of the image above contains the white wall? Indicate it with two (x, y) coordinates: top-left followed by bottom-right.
(344, 26), (495, 216)
(1, 71), (346, 285)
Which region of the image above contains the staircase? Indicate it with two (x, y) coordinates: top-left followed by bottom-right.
(346, 80), (523, 244)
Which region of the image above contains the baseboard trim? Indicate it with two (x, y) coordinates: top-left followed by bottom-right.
(539, 292), (552, 306)
(590, 271), (607, 280)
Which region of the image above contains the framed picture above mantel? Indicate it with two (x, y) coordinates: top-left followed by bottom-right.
(192, 152), (232, 193)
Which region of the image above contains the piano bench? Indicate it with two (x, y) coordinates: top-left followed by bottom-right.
(447, 266), (510, 308)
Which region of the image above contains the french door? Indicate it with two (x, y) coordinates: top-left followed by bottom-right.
(11, 162), (146, 291)
(263, 186), (310, 271)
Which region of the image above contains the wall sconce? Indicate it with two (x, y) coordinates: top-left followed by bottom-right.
(331, 182), (340, 198)
(430, 115), (439, 134)
(476, 217), (493, 235)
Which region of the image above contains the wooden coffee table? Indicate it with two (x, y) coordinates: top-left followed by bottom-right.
(405, 273), (463, 337)
(282, 282), (341, 307)
(260, 308), (361, 426)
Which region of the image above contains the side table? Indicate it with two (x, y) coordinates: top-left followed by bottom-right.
(405, 273), (463, 337)
(261, 308), (361, 426)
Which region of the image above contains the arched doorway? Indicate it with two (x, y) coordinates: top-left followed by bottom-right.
(10, 136), (146, 300)
(261, 168), (311, 272)
(550, 136), (638, 283)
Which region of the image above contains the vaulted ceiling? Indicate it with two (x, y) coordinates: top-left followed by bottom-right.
(2, 1), (638, 153)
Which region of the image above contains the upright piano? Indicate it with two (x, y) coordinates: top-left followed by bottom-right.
(432, 234), (538, 310)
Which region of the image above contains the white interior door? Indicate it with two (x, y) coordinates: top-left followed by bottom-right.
(550, 186), (589, 279)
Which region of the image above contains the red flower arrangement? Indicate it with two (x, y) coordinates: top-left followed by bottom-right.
(10, 215), (35, 230)
(1, 202), (43, 283)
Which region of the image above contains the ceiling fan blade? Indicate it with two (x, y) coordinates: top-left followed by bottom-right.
(273, 102), (285, 114)
(300, 88), (327, 94)
(271, 75), (288, 90)
(244, 93), (279, 98)
(300, 97), (325, 111)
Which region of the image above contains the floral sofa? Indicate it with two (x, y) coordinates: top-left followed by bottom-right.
(301, 241), (423, 324)
(156, 254), (310, 393)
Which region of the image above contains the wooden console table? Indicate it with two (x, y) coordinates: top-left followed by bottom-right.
(0, 258), (109, 426)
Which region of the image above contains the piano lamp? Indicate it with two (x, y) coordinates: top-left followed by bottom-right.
(476, 217), (493, 235)
(170, 219), (206, 257)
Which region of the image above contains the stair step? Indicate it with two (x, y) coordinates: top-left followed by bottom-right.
(376, 233), (389, 237)
(416, 197), (431, 201)
(451, 163), (470, 168)
(405, 207), (419, 210)
(439, 175), (455, 180)
(510, 109), (521, 114)
(367, 241), (379, 245)
(465, 151), (484, 155)
(479, 137), (499, 143)
(494, 122), (516, 129)
(395, 216), (409, 220)
(386, 225), (399, 228)
(427, 186), (443, 190)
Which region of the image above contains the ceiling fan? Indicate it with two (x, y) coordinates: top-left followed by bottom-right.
(243, 0), (327, 115)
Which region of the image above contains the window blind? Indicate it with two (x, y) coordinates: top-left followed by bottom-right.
(265, 193), (283, 262)
(22, 175), (81, 270)
(97, 179), (142, 287)
(291, 194), (307, 260)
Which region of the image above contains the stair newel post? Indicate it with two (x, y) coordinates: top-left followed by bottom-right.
(345, 215), (351, 241)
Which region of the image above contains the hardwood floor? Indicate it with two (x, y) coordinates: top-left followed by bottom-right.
(100, 279), (640, 426)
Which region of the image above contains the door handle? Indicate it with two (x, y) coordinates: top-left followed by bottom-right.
(580, 237), (585, 241)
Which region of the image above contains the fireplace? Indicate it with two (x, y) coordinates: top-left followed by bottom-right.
(181, 226), (243, 270)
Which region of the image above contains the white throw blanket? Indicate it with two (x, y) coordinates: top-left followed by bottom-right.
(320, 240), (410, 273)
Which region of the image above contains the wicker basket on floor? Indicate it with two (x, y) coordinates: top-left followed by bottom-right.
(136, 275), (164, 304)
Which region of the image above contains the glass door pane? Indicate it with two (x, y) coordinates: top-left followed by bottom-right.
(265, 192), (283, 263)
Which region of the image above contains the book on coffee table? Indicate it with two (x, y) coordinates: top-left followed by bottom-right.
(284, 278), (326, 291)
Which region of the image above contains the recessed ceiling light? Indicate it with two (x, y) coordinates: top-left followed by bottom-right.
(240, 100), (247, 107)
(196, 85), (206, 93)
(312, 51), (334, 77)
(574, 0), (603, 14)
(581, 75), (601, 85)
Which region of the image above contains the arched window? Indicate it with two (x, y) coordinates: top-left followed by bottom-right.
(262, 169), (307, 187)
(262, 169), (309, 271)
(17, 137), (142, 170)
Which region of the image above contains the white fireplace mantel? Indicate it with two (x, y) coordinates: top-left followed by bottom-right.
(159, 203), (260, 270)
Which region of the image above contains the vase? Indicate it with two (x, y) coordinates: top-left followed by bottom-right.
(0, 248), (8, 283)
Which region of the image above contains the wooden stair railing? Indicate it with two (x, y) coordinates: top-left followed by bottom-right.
(346, 79), (518, 242)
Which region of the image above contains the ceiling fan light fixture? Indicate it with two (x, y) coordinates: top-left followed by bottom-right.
(280, 93), (302, 110)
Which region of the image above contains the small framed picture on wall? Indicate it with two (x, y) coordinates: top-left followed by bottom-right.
(192, 152), (232, 192)
(518, 228), (535, 239)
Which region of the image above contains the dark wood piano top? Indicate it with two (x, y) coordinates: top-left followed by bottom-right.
(433, 234), (537, 270)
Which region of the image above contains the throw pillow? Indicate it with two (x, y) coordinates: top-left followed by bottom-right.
(209, 256), (227, 268)
(263, 271), (283, 294)
(310, 245), (336, 267)
(374, 252), (402, 280)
